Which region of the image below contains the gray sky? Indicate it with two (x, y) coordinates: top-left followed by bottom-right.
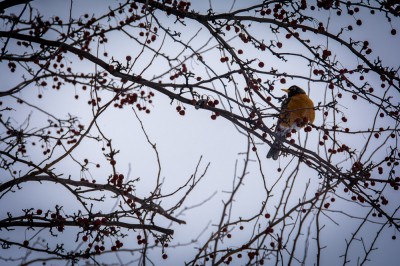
(1, 0), (400, 265)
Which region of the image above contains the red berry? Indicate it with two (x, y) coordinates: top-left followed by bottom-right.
(162, 254), (168, 259)
(391, 29), (396, 35)
(258, 61), (265, 68)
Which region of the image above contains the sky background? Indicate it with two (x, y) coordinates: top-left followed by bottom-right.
(1, 0), (400, 265)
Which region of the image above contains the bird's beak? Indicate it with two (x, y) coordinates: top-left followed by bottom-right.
(281, 89), (289, 93)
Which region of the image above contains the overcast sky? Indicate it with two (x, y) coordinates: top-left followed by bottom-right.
(1, 1), (400, 265)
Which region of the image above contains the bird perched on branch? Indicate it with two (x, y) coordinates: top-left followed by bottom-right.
(267, 85), (315, 160)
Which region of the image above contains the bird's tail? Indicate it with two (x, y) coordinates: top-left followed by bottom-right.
(267, 139), (281, 160)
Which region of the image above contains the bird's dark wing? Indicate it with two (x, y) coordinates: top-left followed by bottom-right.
(267, 96), (291, 160)
(277, 96), (290, 128)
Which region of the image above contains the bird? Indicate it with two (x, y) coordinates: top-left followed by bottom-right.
(267, 85), (315, 160)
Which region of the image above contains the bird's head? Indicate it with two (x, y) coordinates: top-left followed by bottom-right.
(282, 85), (306, 97)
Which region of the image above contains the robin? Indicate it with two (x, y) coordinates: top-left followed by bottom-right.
(267, 85), (315, 160)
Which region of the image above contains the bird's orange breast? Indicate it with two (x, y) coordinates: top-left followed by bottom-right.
(280, 94), (315, 128)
